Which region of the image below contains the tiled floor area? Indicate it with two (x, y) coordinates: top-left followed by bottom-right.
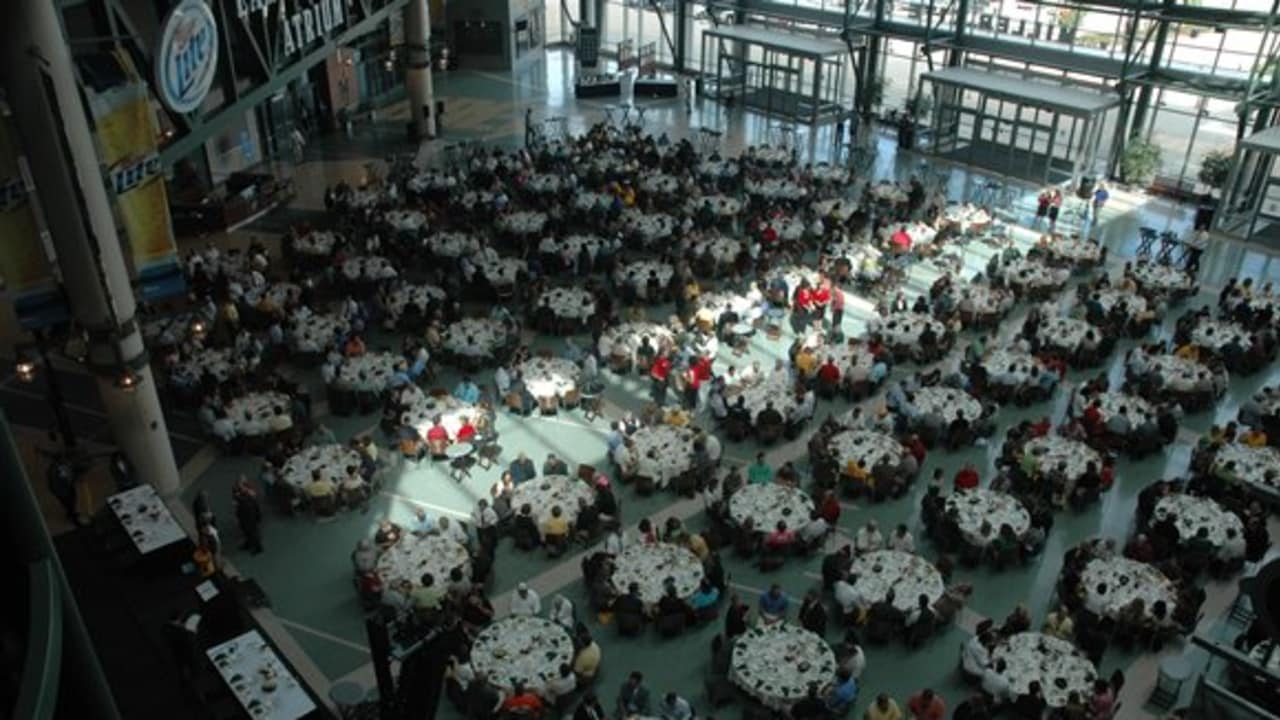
(24, 48), (1280, 719)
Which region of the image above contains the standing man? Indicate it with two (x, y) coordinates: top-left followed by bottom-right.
(525, 107), (535, 147)
(233, 476), (264, 554)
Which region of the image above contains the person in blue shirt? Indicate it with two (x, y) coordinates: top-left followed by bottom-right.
(453, 376), (481, 405)
(409, 508), (435, 535)
(747, 453), (774, 485)
(689, 579), (721, 612)
(389, 361), (413, 389)
(868, 359), (890, 386)
(758, 583), (789, 623)
(825, 667), (859, 713)
(509, 452), (537, 485)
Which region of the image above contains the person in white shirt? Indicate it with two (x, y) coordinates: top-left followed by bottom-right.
(799, 512), (829, 545)
(581, 353), (599, 383)
(708, 389), (728, 420)
(494, 366), (512, 396)
(841, 640), (866, 679)
(887, 524), (915, 553)
(546, 664), (577, 699)
(659, 692), (693, 720)
(510, 583), (541, 616)
(853, 520), (884, 554)
(792, 390), (816, 423)
(435, 516), (468, 547)
(212, 413), (237, 442)
(604, 530), (626, 556)
(472, 500), (498, 533)
(961, 633), (992, 677)
(549, 594), (575, 627)
(703, 433), (722, 463)
(981, 659), (1015, 704)
(833, 577), (861, 616)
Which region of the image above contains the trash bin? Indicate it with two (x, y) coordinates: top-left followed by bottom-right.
(1077, 176), (1095, 200)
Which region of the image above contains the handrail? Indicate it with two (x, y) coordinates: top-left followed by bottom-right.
(16, 558), (62, 720)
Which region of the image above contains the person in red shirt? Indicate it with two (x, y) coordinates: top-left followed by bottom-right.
(650, 354), (672, 406)
(683, 364), (702, 410)
(426, 420), (449, 457)
(817, 358), (841, 385)
(761, 223), (779, 246)
(500, 682), (544, 715)
(455, 417), (477, 442)
(953, 463), (980, 491)
(1028, 416), (1052, 437)
(1082, 401), (1103, 435)
(830, 285), (846, 331)
(811, 282), (831, 321)
(794, 284), (815, 312)
(819, 490), (841, 525)
(903, 434), (927, 465)
(1099, 459), (1115, 490)
(764, 521), (796, 552)
(906, 688), (946, 720)
(693, 355), (714, 383)
(890, 226), (913, 253)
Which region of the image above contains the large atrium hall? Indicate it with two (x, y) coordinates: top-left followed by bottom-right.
(2, 1), (1280, 719)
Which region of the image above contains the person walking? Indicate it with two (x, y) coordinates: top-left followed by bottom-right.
(1091, 181), (1109, 222)
(1048, 189), (1063, 231)
(233, 476), (264, 554)
(1034, 188), (1051, 227)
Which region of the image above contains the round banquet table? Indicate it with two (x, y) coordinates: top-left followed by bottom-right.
(944, 489), (1031, 547)
(614, 260), (674, 300)
(1022, 435), (1103, 486)
(729, 624), (837, 710)
(1035, 316), (1095, 354)
(517, 357), (580, 399)
(611, 543), (704, 605)
(991, 632), (1097, 708)
(1131, 263), (1195, 296)
(446, 442), (474, 460)
(398, 387), (481, 439)
(335, 351), (400, 392)
(640, 173), (680, 195)
(811, 198), (857, 221)
(1212, 442), (1280, 495)
(426, 232), (481, 259)
(342, 255), (397, 283)
(538, 287), (596, 322)
(1045, 237), (1103, 265)
(1079, 557), (1179, 624)
(1092, 390), (1156, 429)
(725, 373), (799, 424)
(912, 386), (983, 423)
(689, 195), (742, 218)
(696, 290), (761, 326)
(386, 284), (446, 322)
(1093, 288), (1150, 321)
(828, 430), (905, 471)
(476, 257), (527, 288)
(615, 425), (698, 487)
(226, 391), (293, 438)
(845, 550), (945, 614)
(597, 321), (674, 360)
(872, 313), (946, 350)
(293, 230), (339, 256)
(1152, 494), (1245, 560)
(281, 444), (363, 491)
(470, 617), (574, 696)
(172, 347), (240, 387)
(621, 210), (675, 243)
(384, 209), (427, 233)
(692, 236), (742, 266)
(498, 211), (548, 236)
(979, 349), (1050, 390)
(376, 533), (470, 588)
(1191, 319), (1253, 354)
(746, 178), (808, 200)
(290, 312), (350, 354)
(728, 484), (815, 533)
(1002, 258), (1070, 293)
(509, 474), (595, 533)
(443, 318), (508, 361)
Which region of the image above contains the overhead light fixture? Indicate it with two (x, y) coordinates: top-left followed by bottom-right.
(191, 318), (208, 339)
(15, 355), (38, 383)
(115, 369), (141, 392)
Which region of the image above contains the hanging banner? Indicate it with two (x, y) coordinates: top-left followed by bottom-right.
(0, 114), (68, 329)
(86, 50), (186, 302)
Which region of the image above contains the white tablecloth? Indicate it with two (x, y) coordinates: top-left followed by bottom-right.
(281, 444), (363, 491)
(958, 284), (1014, 319)
(335, 351), (400, 392)
(1153, 494), (1245, 559)
(172, 347), (241, 387)
(621, 210), (676, 242)
(877, 221), (938, 249)
(746, 178), (808, 201)
(846, 550), (945, 614)
(426, 232), (481, 259)
(829, 430), (904, 471)
(406, 170), (456, 193)
(1036, 316), (1095, 354)
(912, 386), (982, 423)
(573, 192), (613, 212)
(526, 173), (565, 194)
(1023, 435), (1102, 483)
(539, 234), (602, 262)
(749, 146), (794, 166)
(811, 198), (857, 221)
(991, 632), (1096, 709)
(518, 357), (580, 398)
(538, 287), (596, 321)
(944, 489), (1030, 547)
(1080, 557), (1179, 624)
(1093, 390), (1155, 429)
(696, 290), (762, 325)
(289, 312), (349, 354)
(613, 425), (698, 486)
(808, 164), (848, 184)
(1191, 319), (1253, 353)
(342, 255), (398, 282)
(243, 282), (301, 309)
(1213, 442), (1280, 493)
(443, 318), (508, 359)
(615, 260), (673, 300)
(640, 173), (680, 195)
(1142, 353), (1217, 393)
(510, 474), (596, 533)
(385, 209), (427, 232)
(980, 348), (1049, 388)
(871, 313), (945, 349)
(869, 182), (908, 204)
(226, 392), (294, 438)
(766, 217), (807, 242)
(386, 283), (446, 322)
(725, 372), (799, 423)
(475, 256), (526, 287)
(293, 231), (338, 256)
(767, 265), (823, 296)
(208, 629), (316, 720)
(497, 211), (548, 236)
(700, 159), (739, 179)
(1131, 264), (1195, 295)
(689, 195), (743, 218)
(728, 484), (815, 533)
(941, 204), (992, 233)
(108, 485), (187, 554)
(692, 236), (742, 265)
(598, 321), (674, 359)
(471, 616), (574, 696)
(376, 533), (470, 588)
(611, 542), (705, 605)
(730, 624), (837, 710)
(1002, 258), (1070, 292)
(1093, 289), (1149, 319)
(397, 386), (481, 439)
(1045, 237), (1103, 263)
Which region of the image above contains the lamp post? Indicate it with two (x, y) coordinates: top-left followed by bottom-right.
(17, 329), (78, 451)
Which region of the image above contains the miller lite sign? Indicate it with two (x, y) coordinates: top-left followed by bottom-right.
(155, 0), (219, 114)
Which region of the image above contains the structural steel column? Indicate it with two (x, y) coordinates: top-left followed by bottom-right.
(406, 0), (437, 139)
(1, 0), (180, 496)
(1129, 0), (1175, 141)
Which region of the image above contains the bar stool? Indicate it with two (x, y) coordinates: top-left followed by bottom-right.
(1136, 226), (1158, 256)
(1149, 655), (1193, 709)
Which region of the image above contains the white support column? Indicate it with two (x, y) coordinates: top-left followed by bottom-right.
(405, 0), (437, 140)
(1, 0), (180, 495)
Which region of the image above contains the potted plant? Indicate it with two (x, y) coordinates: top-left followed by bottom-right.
(1197, 148), (1233, 197)
(1119, 138), (1162, 188)
(861, 76), (886, 119)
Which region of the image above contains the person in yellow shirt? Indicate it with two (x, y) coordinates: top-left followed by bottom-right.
(684, 532), (709, 559)
(864, 694), (903, 720)
(541, 505), (570, 540)
(665, 407), (691, 427)
(1042, 605), (1075, 640)
(795, 347), (818, 378)
(1241, 429), (1268, 447)
(1173, 342), (1199, 361)
(844, 459), (873, 496)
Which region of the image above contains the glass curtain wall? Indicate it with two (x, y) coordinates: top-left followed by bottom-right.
(602, 0), (675, 65)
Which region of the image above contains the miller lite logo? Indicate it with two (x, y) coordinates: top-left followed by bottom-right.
(155, 0), (219, 114)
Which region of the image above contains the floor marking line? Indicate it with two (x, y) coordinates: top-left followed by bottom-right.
(277, 618), (371, 653)
(378, 490), (472, 520)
